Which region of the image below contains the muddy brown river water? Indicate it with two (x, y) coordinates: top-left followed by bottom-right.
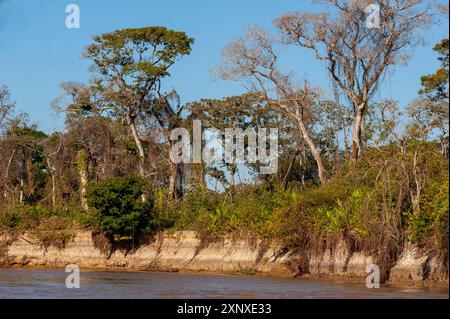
(0, 268), (448, 299)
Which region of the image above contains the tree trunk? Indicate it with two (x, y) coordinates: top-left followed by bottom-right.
(169, 161), (176, 199)
(343, 126), (349, 154)
(19, 178), (24, 204)
(177, 163), (185, 198)
(169, 160), (184, 200)
(19, 156), (26, 203)
(199, 163), (207, 191)
(4, 149), (16, 201)
(26, 154), (34, 194)
(77, 150), (89, 211)
(51, 171), (56, 208)
(229, 166), (236, 200)
(46, 157), (56, 208)
(127, 114), (147, 202)
(352, 104), (365, 161)
(297, 119), (327, 185)
(282, 151), (298, 190)
(127, 115), (146, 178)
(229, 172), (235, 188)
(333, 135), (340, 175)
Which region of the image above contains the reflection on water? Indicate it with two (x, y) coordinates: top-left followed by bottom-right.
(0, 268), (447, 299)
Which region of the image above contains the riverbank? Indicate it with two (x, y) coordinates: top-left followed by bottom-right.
(0, 230), (448, 288)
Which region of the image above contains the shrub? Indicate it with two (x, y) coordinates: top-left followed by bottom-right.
(175, 188), (220, 230)
(171, 186), (292, 240)
(85, 176), (154, 243)
(409, 177), (449, 249)
(0, 205), (48, 231)
(151, 187), (180, 229)
(268, 181), (359, 247)
(30, 216), (75, 249)
(0, 204), (94, 232)
(316, 189), (372, 238)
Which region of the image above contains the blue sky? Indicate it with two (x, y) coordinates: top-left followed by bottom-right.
(0, 0), (448, 133)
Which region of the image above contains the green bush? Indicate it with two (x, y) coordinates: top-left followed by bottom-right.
(409, 177), (449, 249)
(30, 216), (76, 249)
(175, 188), (220, 230)
(151, 187), (180, 229)
(0, 205), (49, 231)
(169, 186), (292, 240)
(85, 176), (154, 242)
(316, 189), (372, 238)
(0, 204), (94, 232)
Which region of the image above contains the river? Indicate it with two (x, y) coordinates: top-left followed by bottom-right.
(0, 268), (447, 299)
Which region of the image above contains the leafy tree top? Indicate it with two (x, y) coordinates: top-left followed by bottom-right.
(7, 124), (47, 140)
(419, 38), (449, 101)
(84, 26), (194, 89)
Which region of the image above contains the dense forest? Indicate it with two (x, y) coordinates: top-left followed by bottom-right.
(0, 1), (448, 281)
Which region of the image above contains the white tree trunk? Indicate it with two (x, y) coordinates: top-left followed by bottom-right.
(46, 157), (56, 208)
(77, 150), (89, 211)
(352, 104), (365, 161)
(19, 178), (24, 203)
(127, 114), (147, 202)
(4, 149), (15, 201)
(297, 119), (327, 185)
(128, 117), (146, 178)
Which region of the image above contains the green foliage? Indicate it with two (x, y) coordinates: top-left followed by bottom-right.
(317, 189), (372, 238)
(163, 186), (292, 240)
(152, 144), (447, 254)
(85, 176), (153, 242)
(149, 187), (181, 230)
(0, 205), (78, 248)
(174, 188), (219, 229)
(409, 177), (449, 249)
(268, 144), (448, 253)
(406, 142), (449, 249)
(30, 216), (76, 249)
(269, 180), (359, 249)
(7, 125), (47, 139)
(2, 142), (446, 258)
(0, 204), (91, 232)
(85, 26), (194, 82)
(419, 39), (449, 101)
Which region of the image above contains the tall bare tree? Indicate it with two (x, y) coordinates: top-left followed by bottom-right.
(275, 0), (440, 160)
(149, 90), (187, 199)
(217, 27), (328, 185)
